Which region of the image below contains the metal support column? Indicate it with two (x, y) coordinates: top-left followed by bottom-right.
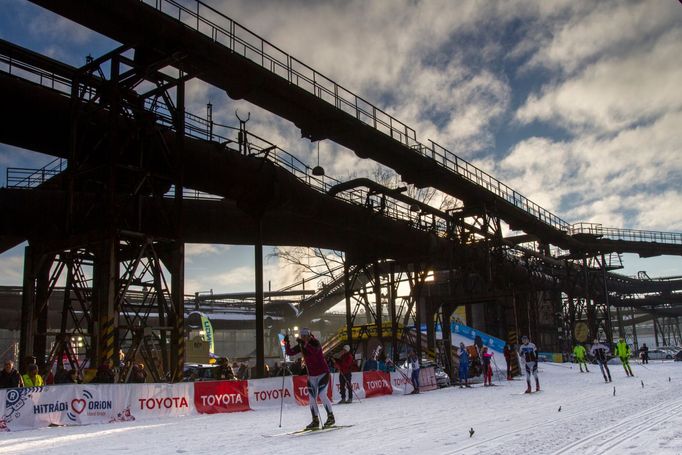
(93, 238), (118, 367)
(389, 262), (398, 363)
(19, 245), (36, 372)
(344, 262), (353, 349)
(171, 79), (186, 382)
(374, 261), (382, 343)
(33, 257), (51, 371)
(255, 219), (265, 378)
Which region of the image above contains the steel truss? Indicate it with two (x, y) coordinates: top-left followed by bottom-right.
(19, 44), (187, 381)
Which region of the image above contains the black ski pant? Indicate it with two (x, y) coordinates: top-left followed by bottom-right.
(339, 371), (352, 400)
(597, 360), (611, 381)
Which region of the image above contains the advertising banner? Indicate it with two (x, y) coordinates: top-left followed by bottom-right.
(127, 383), (194, 420)
(390, 370), (414, 395)
(450, 322), (506, 352)
(419, 366), (437, 392)
(0, 389), (7, 431)
(362, 371), (393, 398)
(247, 376), (295, 410)
(330, 372), (365, 401)
(292, 375), (334, 406)
(2, 385), (122, 431)
(194, 380), (250, 414)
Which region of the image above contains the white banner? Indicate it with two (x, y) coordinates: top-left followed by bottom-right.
(330, 372), (366, 401)
(0, 389), (7, 431)
(390, 370), (415, 395)
(125, 383), (194, 421)
(247, 376), (295, 410)
(2, 384), (124, 431)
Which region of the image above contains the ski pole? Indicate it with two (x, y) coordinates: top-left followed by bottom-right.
(278, 361), (286, 427)
(394, 364), (414, 395)
(349, 372), (362, 403)
(278, 330), (291, 428)
(491, 356), (504, 383)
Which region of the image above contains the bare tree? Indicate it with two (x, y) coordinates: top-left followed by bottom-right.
(272, 164), (461, 284)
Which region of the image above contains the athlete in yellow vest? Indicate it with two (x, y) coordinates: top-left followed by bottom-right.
(572, 343), (590, 373)
(614, 338), (633, 377)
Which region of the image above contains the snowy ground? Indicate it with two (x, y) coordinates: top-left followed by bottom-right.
(3, 361), (682, 454)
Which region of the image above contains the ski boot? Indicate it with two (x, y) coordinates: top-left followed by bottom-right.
(323, 413), (335, 428)
(337, 398), (346, 404)
(525, 383), (532, 394)
(535, 379), (540, 392)
(305, 415), (320, 431)
(347, 397), (352, 404)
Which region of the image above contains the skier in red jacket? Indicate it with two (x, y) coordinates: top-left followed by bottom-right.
(285, 328), (335, 430)
(334, 345), (354, 403)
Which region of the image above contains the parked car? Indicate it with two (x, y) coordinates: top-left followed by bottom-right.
(647, 348), (674, 360)
(674, 350), (682, 362)
(183, 363), (219, 381)
(420, 360), (451, 388)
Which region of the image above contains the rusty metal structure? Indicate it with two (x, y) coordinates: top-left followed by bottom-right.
(1, 0), (682, 382)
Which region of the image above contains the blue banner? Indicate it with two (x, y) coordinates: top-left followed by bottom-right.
(425, 322), (506, 352)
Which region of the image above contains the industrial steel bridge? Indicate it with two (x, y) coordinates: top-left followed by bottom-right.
(1, 0), (680, 382)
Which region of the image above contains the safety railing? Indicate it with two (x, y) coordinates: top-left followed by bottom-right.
(0, 49), (451, 238)
(142, 0), (417, 147)
(140, 0), (571, 234)
(6, 158), (67, 188)
(570, 223), (682, 245)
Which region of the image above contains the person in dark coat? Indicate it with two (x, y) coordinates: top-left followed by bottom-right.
(130, 363), (148, 383)
(94, 359), (116, 383)
(639, 343), (649, 364)
(1, 359), (24, 388)
(67, 369), (81, 383)
(53, 365), (71, 384)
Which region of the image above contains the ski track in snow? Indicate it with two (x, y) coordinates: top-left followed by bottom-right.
(2, 361), (682, 454)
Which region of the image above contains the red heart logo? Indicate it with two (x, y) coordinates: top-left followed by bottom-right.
(71, 399), (86, 414)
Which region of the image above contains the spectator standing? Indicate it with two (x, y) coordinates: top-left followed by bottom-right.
(458, 343), (470, 388)
(53, 365), (71, 384)
(573, 343), (590, 373)
(22, 364), (44, 387)
(237, 362), (249, 380)
(639, 343), (649, 364)
(67, 369), (81, 384)
(408, 350), (420, 394)
(482, 346), (493, 386)
(1, 359), (24, 388)
(130, 363), (148, 383)
(334, 345), (354, 404)
(590, 339), (612, 383)
(285, 327), (335, 430)
(217, 358), (235, 380)
(94, 359), (115, 383)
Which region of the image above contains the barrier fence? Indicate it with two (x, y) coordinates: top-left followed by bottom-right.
(0, 368), (436, 432)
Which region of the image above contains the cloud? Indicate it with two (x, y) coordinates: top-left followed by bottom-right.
(0, 253), (24, 286)
(526, 1), (682, 75)
(185, 244), (232, 262)
(517, 18), (682, 135)
(495, 109), (682, 230)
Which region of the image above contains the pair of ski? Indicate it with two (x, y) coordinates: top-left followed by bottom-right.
(263, 424), (354, 438)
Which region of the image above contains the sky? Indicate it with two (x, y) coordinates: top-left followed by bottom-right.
(3, 361), (682, 453)
(1, 0), (682, 293)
